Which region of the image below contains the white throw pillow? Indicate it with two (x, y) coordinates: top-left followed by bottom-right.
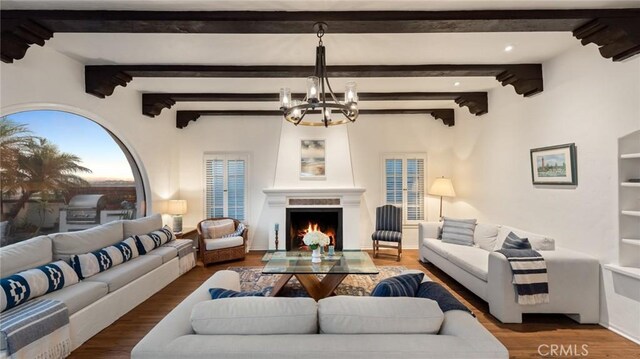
(318, 296), (444, 334)
(494, 226), (555, 251)
(191, 297), (318, 335)
(473, 223), (500, 251)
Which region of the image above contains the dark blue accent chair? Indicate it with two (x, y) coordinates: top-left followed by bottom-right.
(371, 205), (403, 261)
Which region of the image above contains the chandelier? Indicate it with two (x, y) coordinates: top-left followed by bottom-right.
(279, 22), (359, 127)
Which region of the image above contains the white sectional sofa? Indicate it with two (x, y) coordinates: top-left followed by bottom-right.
(419, 222), (600, 324)
(0, 214), (190, 356)
(132, 270), (509, 359)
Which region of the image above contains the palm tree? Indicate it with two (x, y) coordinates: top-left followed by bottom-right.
(5, 138), (92, 221)
(0, 117), (36, 220)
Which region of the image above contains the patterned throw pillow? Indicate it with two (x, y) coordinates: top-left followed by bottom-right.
(209, 288), (265, 299)
(222, 222), (246, 238)
(441, 217), (477, 246)
(70, 236), (140, 280)
(501, 231), (532, 250)
(370, 273), (425, 297)
(0, 261), (79, 311)
(134, 225), (175, 255)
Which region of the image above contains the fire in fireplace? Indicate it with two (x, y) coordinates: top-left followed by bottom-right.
(286, 208), (343, 251)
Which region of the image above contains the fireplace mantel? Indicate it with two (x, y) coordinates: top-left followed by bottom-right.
(263, 187), (365, 207)
(263, 187), (366, 250)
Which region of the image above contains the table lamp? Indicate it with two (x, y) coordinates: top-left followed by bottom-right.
(167, 200), (187, 233)
(428, 177), (456, 220)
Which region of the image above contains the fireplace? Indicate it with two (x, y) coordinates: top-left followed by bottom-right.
(286, 208), (343, 251)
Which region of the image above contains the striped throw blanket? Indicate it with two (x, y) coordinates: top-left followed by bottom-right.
(163, 239), (195, 274)
(0, 299), (71, 359)
(496, 249), (550, 305)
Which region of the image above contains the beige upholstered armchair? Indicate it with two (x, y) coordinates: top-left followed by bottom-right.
(197, 217), (247, 266)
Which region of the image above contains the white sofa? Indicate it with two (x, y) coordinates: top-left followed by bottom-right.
(132, 270), (508, 359)
(419, 222), (600, 324)
(0, 214), (190, 356)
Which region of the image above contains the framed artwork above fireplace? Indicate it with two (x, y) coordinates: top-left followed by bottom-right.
(300, 139), (326, 180)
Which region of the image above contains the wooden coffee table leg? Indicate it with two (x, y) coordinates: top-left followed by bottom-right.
(269, 273), (294, 297)
(295, 273), (348, 301)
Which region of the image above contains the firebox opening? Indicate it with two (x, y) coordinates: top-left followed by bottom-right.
(286, 208), (343, 251)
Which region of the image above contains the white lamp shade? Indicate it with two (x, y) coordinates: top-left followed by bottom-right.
(428, 178), (456, 197)
(167, 200), (188, 215)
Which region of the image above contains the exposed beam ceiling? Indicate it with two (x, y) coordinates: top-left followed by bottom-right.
(142, 92), (488, 117)
(86, 64), (542, 98)
(176, 109), (455, 128)
(2, 9), (640, 63)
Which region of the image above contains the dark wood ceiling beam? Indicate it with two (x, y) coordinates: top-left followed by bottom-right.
(3, 9), (639, 63)
(574, 18), (640, 62)
(176, 108), (454, 129)
(142, 92), (487, 117)
(87, 64), (541, 98)
(3, 10), (639, 63)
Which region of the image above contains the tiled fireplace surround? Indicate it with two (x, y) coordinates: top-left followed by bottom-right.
(263, 188), (366, 250)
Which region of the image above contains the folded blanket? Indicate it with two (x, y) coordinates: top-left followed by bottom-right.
(496, 249), (549, 305)
(416, 281), (474, 316)
(0, 299), (71, 359)
(163, 239), (195, 274)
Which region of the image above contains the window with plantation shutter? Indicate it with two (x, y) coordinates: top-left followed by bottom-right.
(382, 154), (427, 224)
(204, 154), (248, 222)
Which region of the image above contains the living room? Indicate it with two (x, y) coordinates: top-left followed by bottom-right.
(1, 1), (639, 358)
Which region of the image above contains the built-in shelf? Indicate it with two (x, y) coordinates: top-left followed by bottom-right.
(621, 153), (640, 159)
(621, 238), (640, 246)
(621, 182), (640, 187)
(621, 210), (640, 217)
(604, 264), (640, 280)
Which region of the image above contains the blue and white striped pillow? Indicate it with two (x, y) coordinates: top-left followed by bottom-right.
(134, 225), (175, 254)
(222, 222), (246, 238)
(370, 273), (425, 297)
(209, 288), (265, 299)
(0, 261), (79, 311)
(501, 231), (532, 250)
(70, 236), (140, 280)
(441, 217), (477, 246)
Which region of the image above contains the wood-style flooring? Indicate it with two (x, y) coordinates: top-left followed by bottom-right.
(70, 250), (640, 359)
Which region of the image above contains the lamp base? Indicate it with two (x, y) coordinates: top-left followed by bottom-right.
(172, 215), (183, 233)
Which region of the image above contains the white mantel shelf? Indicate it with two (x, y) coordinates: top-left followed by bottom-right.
(263, 187), (366, 195)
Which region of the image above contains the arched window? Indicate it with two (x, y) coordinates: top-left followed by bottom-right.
(0, 110), (146, 246)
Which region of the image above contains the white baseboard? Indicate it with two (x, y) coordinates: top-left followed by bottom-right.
(599, 321), (640, 345)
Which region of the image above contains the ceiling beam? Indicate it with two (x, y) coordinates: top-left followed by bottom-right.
(142, 92), (487, 117)
(176, 108), (455, 129)
(86, 64), (541, 98)
(2, 9), (639, 63)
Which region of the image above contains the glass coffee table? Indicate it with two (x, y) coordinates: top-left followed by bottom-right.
(262, 251), (379, 301)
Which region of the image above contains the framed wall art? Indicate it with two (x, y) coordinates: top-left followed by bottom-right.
(530, 143), (577, 185)
(300, 139), (326, 179)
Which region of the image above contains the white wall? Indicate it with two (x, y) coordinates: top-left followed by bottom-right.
(0, 45), (180, 215)
(451, 44), (640, 341)
(348, 115), (456, 248)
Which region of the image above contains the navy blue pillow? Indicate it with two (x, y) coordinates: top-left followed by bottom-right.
(501, 231), (532, 250)
(209, 288), (265, 299)
(370, 273), (424, 297)
(416, 281), (473, 316)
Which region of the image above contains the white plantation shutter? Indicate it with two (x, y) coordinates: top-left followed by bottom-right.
(204, 154), (248, 221)
(406, 157), (425, 221)
(382, 154), (427, 224)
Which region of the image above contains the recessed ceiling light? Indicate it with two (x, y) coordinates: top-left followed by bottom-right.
(454, 82), (461, 87)
(504, 45), (514, 52)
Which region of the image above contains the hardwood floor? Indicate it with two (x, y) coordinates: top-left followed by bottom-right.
(70, 250), (639, 359)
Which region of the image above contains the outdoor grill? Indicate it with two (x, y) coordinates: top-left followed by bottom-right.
(65, 194), (107, 224)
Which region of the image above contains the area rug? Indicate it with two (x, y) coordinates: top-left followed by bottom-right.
(227, 266), (407, 297)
